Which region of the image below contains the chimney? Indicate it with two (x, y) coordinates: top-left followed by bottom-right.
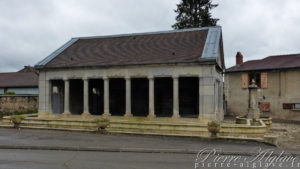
(236, 52), (243, 65)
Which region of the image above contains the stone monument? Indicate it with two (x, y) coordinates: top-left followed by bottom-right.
(247, 79), (260, 119)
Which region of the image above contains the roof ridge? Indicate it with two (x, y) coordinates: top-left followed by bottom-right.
(265, 53), (300, 59)
(74, 26), (220, 40)
(0, 71), (35, 75)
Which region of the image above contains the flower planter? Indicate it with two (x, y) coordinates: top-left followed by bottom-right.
(97, 122), (109, 130)
(208, 126), (220, 137)
(12, 118), (22, 128)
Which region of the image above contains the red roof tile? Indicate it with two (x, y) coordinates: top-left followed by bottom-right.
(44, 30), (209, 68)
(226, 54), (300, 72)
(0, 72), (38, 88)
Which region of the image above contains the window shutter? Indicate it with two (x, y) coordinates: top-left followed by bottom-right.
(261, 72), (268, 89)
(241, 73), (248, 89)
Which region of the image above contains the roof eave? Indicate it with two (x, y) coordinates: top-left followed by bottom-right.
(39, 59), (217, 70)
(226, 66), (300, 73)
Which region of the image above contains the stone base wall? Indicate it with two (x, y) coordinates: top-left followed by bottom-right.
(0, 95), (38, 117)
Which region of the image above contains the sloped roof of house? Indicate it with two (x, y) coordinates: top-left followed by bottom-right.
(35, 26), (224, 69)
(227, 53), (300, 72)
(0, 72), (38, 88)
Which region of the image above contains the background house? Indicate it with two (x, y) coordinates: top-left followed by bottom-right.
(0, 66), (39, 116)
(0, 66), (38, 95)
(225, 52), (300, 122)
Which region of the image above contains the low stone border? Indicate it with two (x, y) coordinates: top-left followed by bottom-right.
(0, 145), (299, 157)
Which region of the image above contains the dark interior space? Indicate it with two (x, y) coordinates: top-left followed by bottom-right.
(154, 78), (173, 117)
(179, 77), (199, 117)
(70, 79), (83, 115)
(131, 78), (149, 117)
(51, 80), (64, 114)
(89, 79), (104, 115)
(109, 78), (125, 116)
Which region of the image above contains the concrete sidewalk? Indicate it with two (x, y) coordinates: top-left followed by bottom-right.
(0, 128), (294, 155)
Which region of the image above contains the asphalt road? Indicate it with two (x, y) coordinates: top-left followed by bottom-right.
(0, 149), (195, 169)
(0, 149), (298, 169)
(0, 128), (297, 169)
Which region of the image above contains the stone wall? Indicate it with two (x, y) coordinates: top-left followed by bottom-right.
(0, 95), (38, 117)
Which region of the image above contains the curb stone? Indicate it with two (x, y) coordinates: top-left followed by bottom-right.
(0, 145), (299, 157)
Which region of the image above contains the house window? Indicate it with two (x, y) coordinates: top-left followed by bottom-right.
(294, 104), (300, 109)
(248, 72), (261, 88)
(283, 103), (300, 110)
(241, 72), (267, 89)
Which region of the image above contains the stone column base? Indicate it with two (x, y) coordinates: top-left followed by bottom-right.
(81, 112), (91, 118)
(124, 113), (133, 118)
(248, 108), (260, 119)
(62, 111), (71, 117)
(103, 112), (111, 118)
(147, 113), (155, 119)
(172, 114), (180, 120)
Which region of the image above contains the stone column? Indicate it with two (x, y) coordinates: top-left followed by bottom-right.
(198, 77), (203, 119)
(147, 76), (155, 118)
(63, 79), (71, 115)
(248, 79), (260, 119)
(82, 78), (90, 116)
(172, 76), (180, 119)
(125, 77), (132, 117)
(47, 80), (52, 114)
(103, 77), (111, 116)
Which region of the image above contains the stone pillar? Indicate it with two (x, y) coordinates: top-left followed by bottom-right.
(198, 77), (203, 119)
(172, 76), (180, 119)
(248, 79), (260, 119)
(198, 77), (216, 121)
(63, 79), (71, 115)
(103, 77), (111, 116)
(125, 77), (132, 117)
(147, 76), (155, 118)
(82, 78), (90, 116)
(47, 80), (53, 114)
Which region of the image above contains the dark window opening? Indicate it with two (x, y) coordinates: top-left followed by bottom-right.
(89, 79), (104, 115)
(109, 78), (125, 116)
(70, 79), (83, 115)
(154, 78), (173, 117)
(131, 78), (149, 117)
(179, 77), (199, 118)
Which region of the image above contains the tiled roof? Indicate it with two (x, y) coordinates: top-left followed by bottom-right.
(35, 27), (224, 69)
(226, 54), (300, 72)
(0, 72), (38, 88)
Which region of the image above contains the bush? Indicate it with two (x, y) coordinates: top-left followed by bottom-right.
(4, 91), (16, 95)
(94, 117), (110, 124)
(208, 121), (220, 127)
(11, 115), (25, 121)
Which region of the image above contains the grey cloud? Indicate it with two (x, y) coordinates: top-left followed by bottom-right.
(0, 0), (299, 72)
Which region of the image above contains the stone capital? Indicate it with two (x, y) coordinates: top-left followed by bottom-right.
(172, 75), (179, 79)
(148, 76), (154, 80)
(63, 77), (69, 81)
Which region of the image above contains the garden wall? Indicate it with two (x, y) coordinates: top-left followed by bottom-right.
(0, 95), (38, 117)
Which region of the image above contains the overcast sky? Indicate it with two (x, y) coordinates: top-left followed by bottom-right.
(0, 0), (300, 72)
